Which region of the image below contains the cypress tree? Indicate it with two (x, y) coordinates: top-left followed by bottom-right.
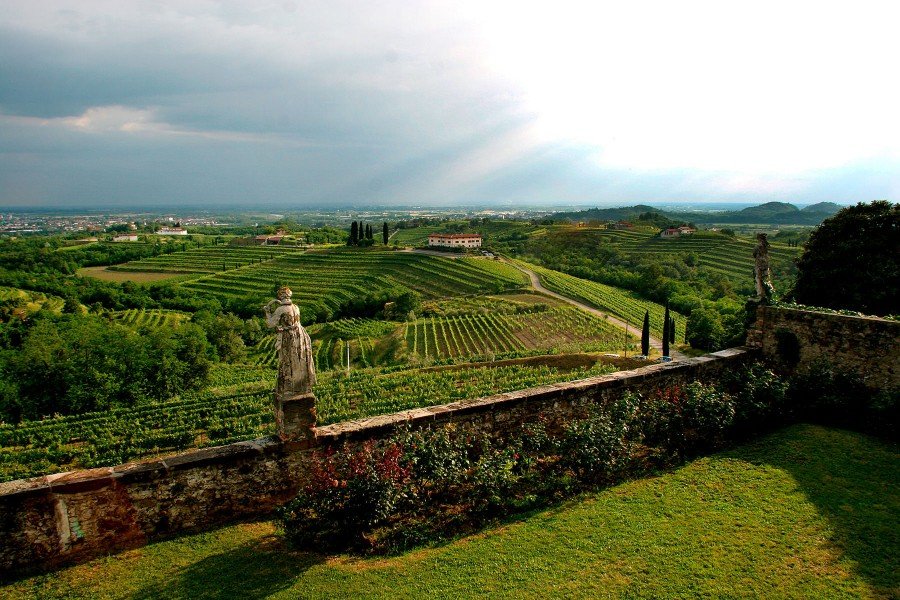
(669, 316), (676, 343)
(641, 310), (650, 357)
(662, 301), (670, 357)
(349, 221), (358, 246)
(382, 222), (389, 245)
(366, 223), (373, 240)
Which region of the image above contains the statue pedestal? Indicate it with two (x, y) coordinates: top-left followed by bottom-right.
(274, 392), (317, 442)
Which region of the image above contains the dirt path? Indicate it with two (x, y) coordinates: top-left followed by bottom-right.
(502, 259), (688, 362)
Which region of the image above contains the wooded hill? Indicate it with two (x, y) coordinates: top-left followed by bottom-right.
(552, 201), (843, 225)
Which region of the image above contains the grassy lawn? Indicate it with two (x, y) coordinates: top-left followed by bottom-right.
(4, 424), (897, 599)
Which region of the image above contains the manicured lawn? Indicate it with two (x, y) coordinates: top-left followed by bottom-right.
(4, 424), (897, 599)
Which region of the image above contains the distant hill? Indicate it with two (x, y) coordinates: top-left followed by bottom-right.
(550, 205), (659, 223)
(552, 201), (842, 226)
(801, 202), (843, 214)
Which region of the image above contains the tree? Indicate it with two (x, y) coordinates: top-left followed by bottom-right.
(686, 307), (725, 351)
(382, 222), (389, 245)
(641, 311), (650, 356)
(365, 224), (373, 240)
(348, 222), (359, 246)
(669, 316), (676, 344)
(790, 201), (899, 315)
(662, 301), (670, 357)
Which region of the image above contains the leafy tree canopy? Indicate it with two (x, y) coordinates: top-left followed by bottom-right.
(790, 201), (899, 315)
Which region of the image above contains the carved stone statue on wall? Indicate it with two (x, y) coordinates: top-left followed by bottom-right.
(264, 287), (316, 439)
(753, 233), (775, 302)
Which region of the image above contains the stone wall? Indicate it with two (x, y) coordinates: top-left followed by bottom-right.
(0, 349), (749, 576)
(753, 306), (900, 389)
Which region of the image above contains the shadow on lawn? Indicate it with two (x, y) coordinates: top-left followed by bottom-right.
(739, 424), (899, 596)
(132, 535), (322, 600)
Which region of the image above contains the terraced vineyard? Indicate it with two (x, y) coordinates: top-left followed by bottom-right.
(178, 249), (528, 320)
(0, 286), (65, 314)
(553, 229), (800, 289)
(109, 245), (303, 274)
(112, 308), (192, 328)
(0, 360), (617, 481)
(404, 307), (626, 360)
(518, 260), (686, 341)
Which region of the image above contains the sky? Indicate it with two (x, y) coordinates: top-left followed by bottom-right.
(1, 1), (898, 208)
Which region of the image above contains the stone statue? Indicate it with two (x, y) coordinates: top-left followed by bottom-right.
(753, 233), (775, 301)
(264, 287), (316, 439)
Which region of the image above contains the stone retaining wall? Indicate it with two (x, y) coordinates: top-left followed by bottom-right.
(753, 306), (900, 389)
(0, 349), (749, 576)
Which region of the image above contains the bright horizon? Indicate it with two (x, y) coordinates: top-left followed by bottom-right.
(1, 1), (898, 207)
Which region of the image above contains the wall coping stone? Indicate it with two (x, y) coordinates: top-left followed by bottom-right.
(763, 305), (900, 325)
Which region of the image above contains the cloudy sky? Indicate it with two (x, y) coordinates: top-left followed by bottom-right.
(1, 1), (898, 208)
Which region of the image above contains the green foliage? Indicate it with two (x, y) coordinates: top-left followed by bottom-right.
(790, 200), (899, 315)
(0, 314), (211, 422)
(686, 307), (725, 351)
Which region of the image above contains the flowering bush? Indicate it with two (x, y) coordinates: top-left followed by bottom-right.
(278, 440), (410, 552)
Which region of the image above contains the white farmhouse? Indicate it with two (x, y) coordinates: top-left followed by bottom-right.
(427, 233), (482, 249)
(156, 226), (188, 236)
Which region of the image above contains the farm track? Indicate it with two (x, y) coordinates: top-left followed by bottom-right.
(502, 258), (688, 361)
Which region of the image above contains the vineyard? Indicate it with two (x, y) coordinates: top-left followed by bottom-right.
(517, 260), (687, 341)
(403, 307), (626, 360)
(109, 245), (303, 274)
(0, 360), (617, 482)
(176, 249), (528, 321)
(547, 228), (800, 289)
(111, 308), (192, 329)
(0, 286), (65, 314)
(246, 296), (633, 370)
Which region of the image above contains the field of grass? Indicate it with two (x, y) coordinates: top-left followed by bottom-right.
(5, 424), (895, 598)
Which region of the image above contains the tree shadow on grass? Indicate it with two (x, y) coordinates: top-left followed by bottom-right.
(132, 535), (322, 600)
(731, 424), (899, 596)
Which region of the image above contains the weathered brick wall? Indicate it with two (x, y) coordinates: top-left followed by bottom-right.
(0, 348), (749, 576)
(755, 306), (900, 389)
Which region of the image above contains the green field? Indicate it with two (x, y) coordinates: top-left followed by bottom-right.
(262, 302), (635, 371)
(177, 249), (528, 319)
(390, 221), (544, 248)
(111, 308), (192, 328)
(529, 227), (800, 291)
(0, 286), (64, 314)
(109, 245), (303, 274)
(5, 425), (895, 598)
(0, 359), (619, 481)
(517, 260), (686, 341)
